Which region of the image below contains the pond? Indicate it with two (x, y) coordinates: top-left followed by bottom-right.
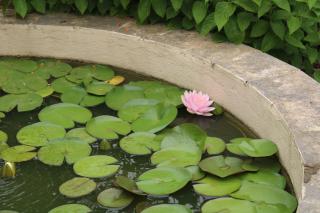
(0, 58), (297, 213)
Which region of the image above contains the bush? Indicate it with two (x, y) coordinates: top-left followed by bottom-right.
(2, 0), (320, 80)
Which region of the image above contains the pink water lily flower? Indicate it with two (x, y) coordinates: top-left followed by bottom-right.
(181, 90), (215, 116)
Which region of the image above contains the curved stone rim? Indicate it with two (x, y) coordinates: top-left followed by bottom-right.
(0, 13), (319, 213)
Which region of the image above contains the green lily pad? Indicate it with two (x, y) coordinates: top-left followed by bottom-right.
(79, 95), (105, 107)
(35, 86), (54, 97)
(238, 139), (278, 157)
(119, 132), (160, 155)
(201, 198), (256, 213)
(48, 204), (91, 213)
(60, 87), (105, 107)
(252, 157), (281, 173)
(17, 122), (66, 147)
(241, 171), (286, 189)
(0, 93), (43, 112)
(131, 103), (178, 133)
(66, 128), (97, 144)
(114, 176), (145, 195)
(73, 155), (119, 178)
(0, 130), (9, 158)
(36, 60), (72, 78)
(105, 85), (145, 110)
(66, 65), (114, 83)
(199, 155), (259, 178)
(86, 81), (113, 95)
(1, 145), (37, 162)
(38, 137), (92, 166)
(59, 177), (96, 198)
(1, 59), (38, 73)
(141, 204), (192, 213)
(85, 115), (131, 140)
(204, 137), (226, 154)
(136, 167), (192, 195)
(51, 77), (77, 93)
(38, 103), (92, 128)
(231, 181), (298, 212)
(185, 166), (205, 181)
(0, 210), (19, 213)
(255, 203), (291, 213)
(193, 175), (241, 196)
(227, 137), (252, 156)
(97, 188), (134, 208)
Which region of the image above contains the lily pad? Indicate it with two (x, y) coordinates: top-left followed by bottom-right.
(105, 85), (145, 110)
(119, 132), (160, 155)
(86, 81), (113, 95)
(204, 137), (226, 154)
(66, 128), (97, 144)
(51, 77), (77, 93)
(38, 137), (92, 166)
(0, 93), (43, 112)
(238, 139), (278, 157)
(241, 171), (286, 189)
(48, 204), (91, 213)
(252, 157), (281, 173)
(199, 155), (259, 178)
(59, 177), (96, 198)
(136, 167), (192, 195)
(35, 86), (54, 97)
(36, 60), (72, 78)
(1, 145), (37, 162)
(66, 65), (114, 83)
(73, 155), (119, 178)
(141, 204), (192, 213)
(255, 203), (291, 213)
(86, 115), (131, 140)
(193, 175), (241, 196)
(80, 95), (105, 107)
(201, 198), (256, 213)
(185, 166), (205, 181)
(1, 59), (37, 73)
(226, 137), (252, 156)
(17, 122), (66, 147)
(97, 188), (134, 208)
(0, 130), (9, 158)
(231, 181), (298, 212)
(114, 176), (145, 195)
(38, 103), (92, 128)
(60, 87), (105, 107)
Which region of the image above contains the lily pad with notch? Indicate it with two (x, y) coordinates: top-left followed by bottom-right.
(59, 177), (96, 198)
(238, 139), (278, 157)
(185, 165), (205, 181)
(114, 176), (145, 195)
(38, 137), (92, 166)
(141, 204), (192, 213)
(226, 137), (252, 156)
(17, 122), (66, 147)
(0, 93), (43, 112)
(1, 145), (37, 162)
(0, 58), (38, 73)
(36, 60), (72, 79)
(97, 188), (134, 208)
(48, 204), (91, 213)
(85, 80), (114, 95)
(66, 128), (97, 144)
(73, 155), (120, 178)
(51, 77), (78, 93)
(38, 103), (92, 128)
(241, 171), (286, 189)
(66, 65), (114, 84)
(136, 167), (192, 195)
(86, 115), (131, 140)
(119, 132), (160, 155)
(201, 197), (256, 213)
(204, 137), (226, 155)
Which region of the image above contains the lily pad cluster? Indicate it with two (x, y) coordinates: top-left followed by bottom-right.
(0, 58), (297, 213)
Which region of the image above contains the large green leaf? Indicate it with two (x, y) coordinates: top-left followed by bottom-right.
(138, 0), (151, 23)
(59, 177), (96, 198)
(75, 0), (88, 14)
(120, 132), (160, 155)
(193, 175), (241, 196)
(66, 65), (114, 84)
(1, 145), (37, 162)
(49, 204), (91, 213)
(241, 171), (286, 189)
(66, 128), (97, 144)
(73, 155), (119, 178)
(97, 188), (134, 208)
(231, 181), (297, 212)
(38, 103), (92, 128)
(17, 122), (66, 147)
(185, 165), (205, 181)
(136, 167), (192, 195)
(85, 80), (113, 95)
(214, 1), (236, 31)
(204, 137), (225, 154)
(271, 0), (290, 12)
(0, 59), (37, 73)
(202, 198), (256, 213)
(114, 176), (145, 195)
(36, 60), (72, 78)
(51, 77), (78, 93)
(142, 204), (192, 213)
(38, 137), (92, 166)
(192, 1), (207, 24)
(85, 115), (131, 139)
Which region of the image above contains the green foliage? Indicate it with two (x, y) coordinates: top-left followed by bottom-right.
(3, 0), (319, 78)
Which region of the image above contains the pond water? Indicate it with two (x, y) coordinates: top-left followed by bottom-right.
(0, 58), (296, 213)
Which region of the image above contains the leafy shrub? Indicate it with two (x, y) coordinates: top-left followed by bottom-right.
(2, 0), (320, 79)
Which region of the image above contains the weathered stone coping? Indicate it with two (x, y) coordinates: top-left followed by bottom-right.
(0, 13), (319, 212)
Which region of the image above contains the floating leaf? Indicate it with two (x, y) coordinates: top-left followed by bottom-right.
(86, 115), (131, 140)
(199, 155), (258, 178)
(97, 188), (134, 208)
(142, 204), (192, 213)
(114, 176), (145, 195)
(226, 137), (252, 156)
(61, 86), (87, 104)
(255, 203), (291, 213)
(49, 204), (91, 213)
(252, 157), (281, 173)
(202, 198), (256, 213)
(51, 77), (77, 93)
(80, 94), (105, 107)
(86, 80), (113, 95)
(120, 132), (160, 155)
(35, 86), (54, 97)
(1, 145), (36, 162)
(39, 103), (92, 128)
(0, 93), (43, 112)
(193, 175), (241, 196)
(231, 181), (297, 212)
(185, 165), (205, 181)
(38, 137), (92, 166)
(17, 122), (66, 147)
(136, 167), (191, 195)
(1, 59), (37, 73)
(73, 155), (119, 178)
(59, 177), (96, 198)
(66, 65), (114, 84)
(0, 130), (9, 158)
(66, 128), (97, 144)
(240, 139), (278, 157)
(105, 85), (145, 110)
(204, 137), (226, 154)
(36, 60), (72, 78)
(241, 171), (286, 189)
